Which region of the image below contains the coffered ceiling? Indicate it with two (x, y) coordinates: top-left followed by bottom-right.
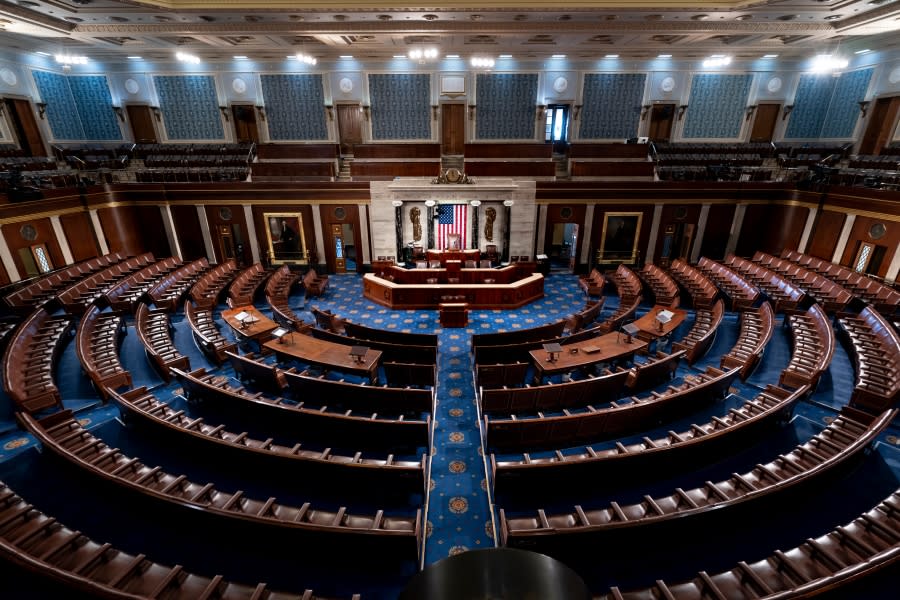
(0, 0), (898, 65)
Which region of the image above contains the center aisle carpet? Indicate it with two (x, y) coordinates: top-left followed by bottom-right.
(292, 273), (589, 564)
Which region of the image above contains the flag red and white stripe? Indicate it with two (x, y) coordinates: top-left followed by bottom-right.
(435, 203), (468, 250)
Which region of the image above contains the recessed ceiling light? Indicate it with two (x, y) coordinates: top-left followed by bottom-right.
(36, 51), (51, 56)
(499, 54), (512, 59)
(234, 55), (248, 60)
(855, 48), (871, 54)
(445, 54), (460, 59)
(658, 54), (672, 59)
(734, 14), (752, 21)
(824, 14), (842, 20)
(393, 55), (406, 59)
(691, 15), (709, 21)
(762, 54), (778, 59)
(339, 55), (353, 59)
(551, 54), (566, 59)
(127, 56), (143, 60)
(605, 54), (619, 58)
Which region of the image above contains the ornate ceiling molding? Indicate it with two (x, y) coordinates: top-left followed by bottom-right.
(0, 0), (75, 33)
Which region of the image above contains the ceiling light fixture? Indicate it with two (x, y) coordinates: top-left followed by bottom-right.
(234, 55), (248, 60)
(702, 55), (732, 68)
(36, 51), (51, 56)
(296, 52), (317, 65)
(408, 48), (438, 62)
(446, 54), (460, 59)
(127, 56), (143, 60)
(855, 48), (871, 54)
(809, 54), (848, 73)
(55, 54), (88, 66)
(762, 54), (779, 59)
(551, 54), (566, 59)
(499, 54), (512, 59)
(175, 51), (200, 64)
(657, 54), (672, 59)
(471, 56), (495, 68)
(605, 54), (620, 58)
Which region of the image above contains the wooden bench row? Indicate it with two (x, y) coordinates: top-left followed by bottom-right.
(595, 295), (642, 335)
(500, 406), (895, 558)
(146, 257), (210, 311)
(344, 319), (437, 348)
(183, 300), (237, 364)
(0, 479), (361, 600)
(491, 383), (808, 496)
(485, 366), (740, 451)
(113, 386), (426, 496)
(3, 251), (127, 311)
(102, 256), (182, 313)
(57, 253), (155, 314)
(479, 368), (631, 416)
(672, 298), (724, 365)
(311, 327), (437, 366)
(1, 308), (72, 413)
(638, 263), (680, 308)
(753, 251), (853, 314)
(578, 269), (605, 297)
(668, 259), (718, 309)
(135, 303), (190, 382)
(75, 305), (131, 401)
(565, 298), (605, 334)
(18, 410), (421, 559)
(189, 259), (239, 309)
(227, 263), (270, 307)
(780, 303), (835, 390)
(266, 265), (306, 329)
(838, 306), (900, 412)
(720, 301), (775, 380)
(601, 486), (900, 599)
(609, 263), (643, 300)
(781, 249), (900, 318)
(472, 320), (566, 350)
(723, 254), (807, 312)
(695, 256), (760, 310)
(174, 367), (430, 451)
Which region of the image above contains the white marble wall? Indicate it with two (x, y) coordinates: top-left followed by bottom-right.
(369, 178), (537, 261)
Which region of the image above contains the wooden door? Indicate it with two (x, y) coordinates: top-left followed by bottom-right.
(858, 97), (900, 155)
(231, 104), (259, 143)
(750, 104), (780, 143)
(337, 104), (362, 156)
(126, 105), (157, 143)
(441, 103), (465, 155)
(648, 104), (675, 142)
(5, 98), (45, 156)
(330, 224), (346, 273)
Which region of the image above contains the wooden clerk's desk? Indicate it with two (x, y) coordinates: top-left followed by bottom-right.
(529, 332), (647, 381)
(426, 249), (481, 266)
(263, 332), (382, 383)
(363, 272), (544, 310)
(221, 306), (278, 342)
(631, 305), (688, 341)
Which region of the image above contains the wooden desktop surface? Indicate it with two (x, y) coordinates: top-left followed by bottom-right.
(221, 305), (277, 341)
(529, 331), (647, 379)
(363, 272), (544, 309)
(632, 305), (688, 340)
(263, 332), (382, 382)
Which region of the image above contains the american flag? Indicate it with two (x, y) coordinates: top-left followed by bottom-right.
(435, 204), (467, 250)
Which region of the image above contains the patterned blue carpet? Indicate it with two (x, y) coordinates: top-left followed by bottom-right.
(0, 271), (898, 598)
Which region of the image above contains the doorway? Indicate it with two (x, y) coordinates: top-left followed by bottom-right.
(648, 104), (675, 142)
(858, 96), (900, 155)
(658, 222), (695, 267)
(545, 104), (570, 152)
(750, 104), (780, 143)
(337, 103), (363, 156)
(4, 98), (45, 156)
(231, 104), (260, 143)
(441, 103), (465, 155)
(330, 224), (347, 273)
(549, 222), (578, 272)
(126, 105), (157, 143)
(216, 224), (245, 266)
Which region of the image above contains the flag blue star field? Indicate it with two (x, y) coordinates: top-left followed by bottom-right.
(436, 204), (467, 250)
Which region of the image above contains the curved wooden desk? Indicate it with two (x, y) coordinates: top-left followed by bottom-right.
(264, 331), (381, 382)
(363, 273), (544, 309)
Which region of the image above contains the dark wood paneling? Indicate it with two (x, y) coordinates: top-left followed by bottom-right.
(59, 212), (99, 261)
(251, 162), (335, 179)
(135, 205), (170, 259)
(1, 217), (65, 277)
(543, 203), (587, 265)
(465, 161), (556, 177)
(749, 103), (780, 143)
(353, 143), (441, 159)
(806, 210), (845, 261)
(205, 205), (250, 265)
(465, 143), (552, 159)
(568, 144), (649, 159)
(320, 203), (362, 273)
(170, 205), (206, 261)
(441, 103), (465, 155)
(699, 204), (736, 261)
(6, 98), (45, 156)
(351, 161), (441, 179)
(126, 105), (157, 144)
(256, 144), (339, 160)
(736, 203), (808, 257)
(337, 104), (362, 156)
(654, 203), (702, 263)
(841, 215), (899, 278)
(97, 206), (145, 256)
(570, 161), (655, 177)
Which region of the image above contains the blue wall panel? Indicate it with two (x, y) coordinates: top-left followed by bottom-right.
(682, 74), (753, 139)
(260, 74), (328, 140)
(476, 73), (538, 139)
(368, 74), (431, 140)
(785, 68), (872, 139)
(784, 74), (836, 139)
(32, 70), (84, 140)
(154, 75), (224, 140)
(821, 68), (873, 138)
(69, 75), (121, 140)
(579, 73), (646, 139)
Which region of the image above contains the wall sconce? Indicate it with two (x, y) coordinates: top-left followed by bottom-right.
(324, 104), (334, 121)
(745, 105), (757, 121)
(35, 102), (47, 120)
(431, 105), (439, 120)
(255, 105), (266, 122)
(782, 105), (794, 120)
(536, 105), (546, 120)
(858, 101), (870, 117)
(641, 105), (651, 121)
(468, 104), (476, 120)
(219, 106), (229, 122)
(151, 106), (161, 122)
(677, 105), (688, 120)
(112, 106), (125, 122)
(362, 105), (370, 121)
(573, 105), (582, 120)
